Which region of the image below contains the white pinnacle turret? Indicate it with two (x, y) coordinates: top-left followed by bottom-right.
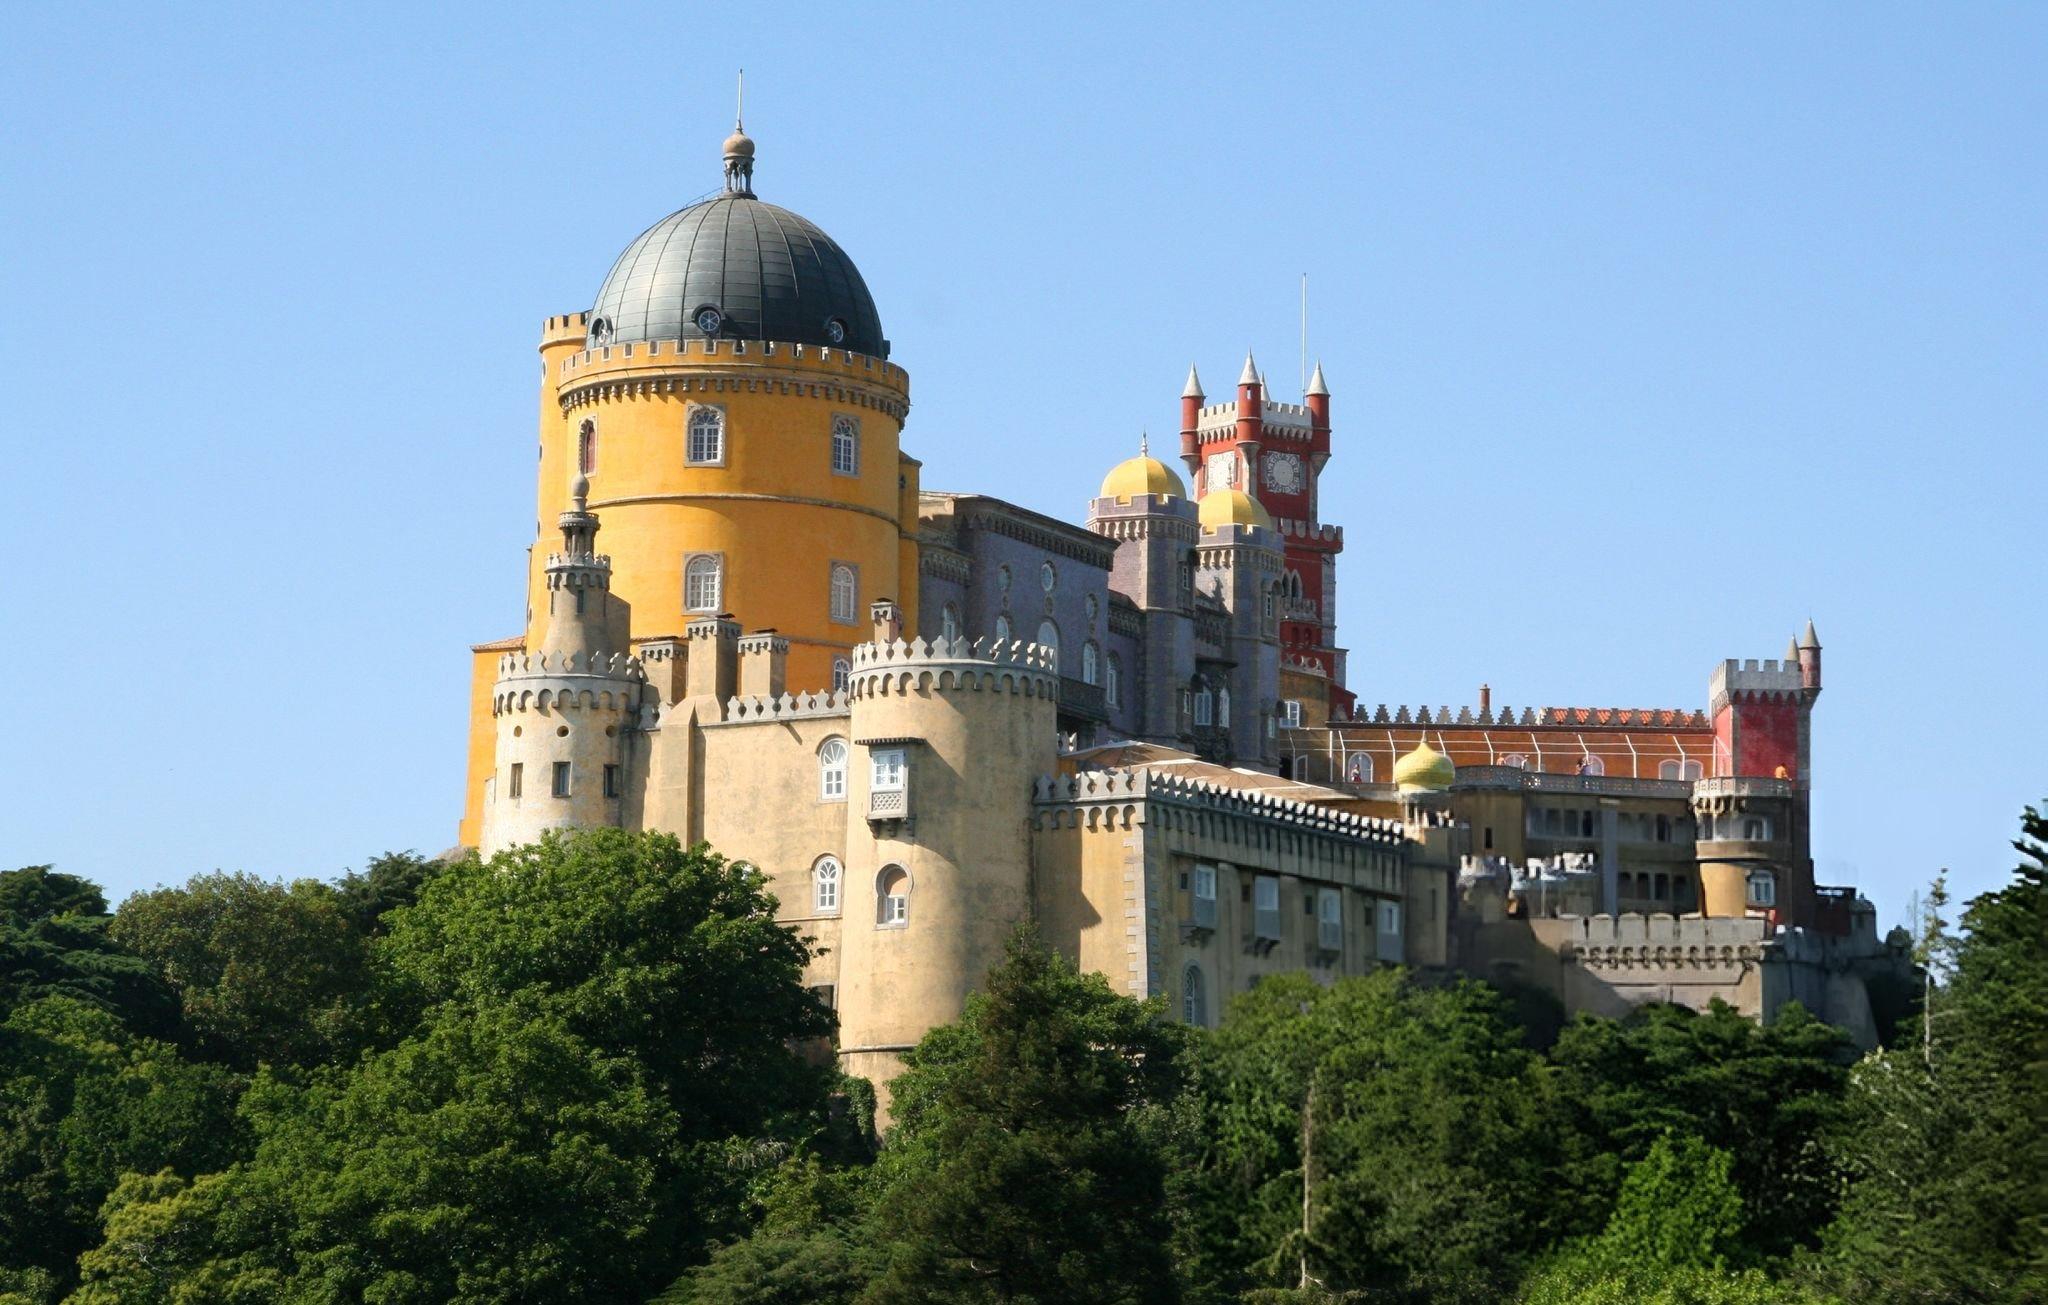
(1306, 359), (1329, 397)
(1182, 364), (1204, 399)
(1239, 351), (1259, 387)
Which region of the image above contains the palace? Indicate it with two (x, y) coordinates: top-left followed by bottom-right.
(458, 125), (1908, 1096)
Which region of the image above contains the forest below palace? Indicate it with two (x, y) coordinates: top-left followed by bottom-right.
(2, 806), (2043, 1304)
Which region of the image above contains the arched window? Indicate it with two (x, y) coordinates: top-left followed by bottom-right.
(940, 603), (961, 641)
(1743, 817), (1771, 841)
(1182, 964), (1207, 1027)
(686, 405), (725, 465)
(817, 738), (848, 802)
(1081, 641), (1100, 686)
(829, 563), (858, 624)
(813, 856), (841, 913)
(993, 614), (1012, 642)
(1578, 755), (1605, 777)
(1193, 687), (1214, 727)
(683, 554), (722, 612)
(877, 866), (909, 926)
(1036, 619), (1060, 671)
(1345, 753), (1374, 784)
(830, 415), (860, 476)
(1105, 655), (1121, 708)
(1500, 753), (1529, 770)
(1216, 685), (1231, 728)
(577, 419), (597, 475)
(831, 658), (851, 693)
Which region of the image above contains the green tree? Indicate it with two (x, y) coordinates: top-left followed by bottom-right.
(110, 872), (369, 1070)
(333, 849), (452, 937)
(0, 997), (239, 1297)
(377, 830), (835, 1145)
(657, 1155), (882, 1305)
(1186, 970), (1569, 1301)
(1588, 1135), (1746, 1272)
(0, 866), (175, 1038)
(71, 1004), (677, 1305)
(1825, 802), (2048, 1301)
(1548, 1000), (1849, 1259)
(859, 928), (1186, 1305)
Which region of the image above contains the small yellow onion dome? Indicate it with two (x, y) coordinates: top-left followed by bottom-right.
(1393, 741), (1456, 793)
(1197, 488), (1273, 531)
(723, 129), (756, 158)
(1100, 455), (1187, 503)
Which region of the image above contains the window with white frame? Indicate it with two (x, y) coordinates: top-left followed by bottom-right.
(1036, 619), (1060, 671)
(832, 658), (851, 693)
(813, 856), (842, 913)
(940, 603), (961, 641)
(1182, 964), (1207, 1027)
(1748, 871), (1777, 907)
(684, 554), (722, 612)
(1743, 816), (1771, 841)
(1379, 900), (1402, 935)
(1106, 655), (1121, 708)
(818, 738), (848, 801)
(877, 866), (909, 926)
(1081, 641), (1099, 686)
(1217, 685), (1231, 728)
(1346, 753), (1374, 783)
(1578, 754), (1605, 776)
(1192, 863), (1216, 904)
(829, 563), (859, 624)
(686, 405), (725, 465)
(1282, 699), (1303, 728)
(830, 415), (859, 476)
(1193, 687), (1214, 727)
(1501, 753), (1529, 770)
(871, 748), (906, 792)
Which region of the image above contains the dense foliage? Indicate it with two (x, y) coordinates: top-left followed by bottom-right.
(6, 802), (2045, 1302)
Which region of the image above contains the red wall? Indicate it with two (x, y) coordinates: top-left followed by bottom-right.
(1732, 696), (1799, 779)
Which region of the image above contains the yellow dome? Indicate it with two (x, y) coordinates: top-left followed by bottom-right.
(1099, 455), (1186, 503)
(1393, 741), (1456, 793)
(1197, 488), (1272, 531)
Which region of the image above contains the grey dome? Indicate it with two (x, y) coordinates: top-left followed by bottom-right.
(586, 194), (887, 357)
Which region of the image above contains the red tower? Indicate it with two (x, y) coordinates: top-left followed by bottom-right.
(1179, 355), (1352, 714)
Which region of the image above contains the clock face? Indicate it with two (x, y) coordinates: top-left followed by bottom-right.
(694, 306), (723, 335)
(1205, 451), (1237, 489)
(1263, 451), (1305, 494)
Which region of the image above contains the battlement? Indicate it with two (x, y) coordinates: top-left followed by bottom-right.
(1033, 767), (1405, 845)
(1283, 653), (1331, 678)
(718, 688), (850, 725)
(1546, 911), (1769, 957)
(1273, 518), (1342, 544)
(848, 636), (1058, 699)
(1338, 702), (1711, 729)
(1191, 399), (1318, 433)
(544, 551), (610, 569)
(557, 336), (910, 393)
(1710, 658), (1805, 704)
(495, 649), (644, 681)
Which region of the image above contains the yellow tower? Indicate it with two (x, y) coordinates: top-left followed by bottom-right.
(460, 124), (916, 846)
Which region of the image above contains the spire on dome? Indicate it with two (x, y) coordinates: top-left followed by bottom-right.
(1139, 430), (1149, 456)
(1182, 364), (1204, 399)
(1239, 351), (1259, 387)
(721, 71), (756, 196)
(1799, 618), (1821, 649)
(1306, 359), (1329, 396)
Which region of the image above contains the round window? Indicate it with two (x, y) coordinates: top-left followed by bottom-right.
(694, 306), (723, 335)
(1041, 562), (1056, 593)
(824, 317), (847, 344)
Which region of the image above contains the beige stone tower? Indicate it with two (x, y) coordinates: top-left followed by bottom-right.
(479, 480), (648, 857)
(832, 610), (1059, 1095)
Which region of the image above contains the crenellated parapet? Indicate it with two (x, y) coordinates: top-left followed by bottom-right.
(1551, 912), (1770, 972)
(1031, 767), (1405, 845)
(847, 636), (1058, 700)
(718, 689), (851, 724)
(496, 649), (644, 681)
(1710, 658), (1806, 712)
(555, 336), (911, 420)
(492, 649), (646, 717)
(1342, 702), (1710, 728)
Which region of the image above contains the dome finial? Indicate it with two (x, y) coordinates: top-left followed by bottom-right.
(1139, 429), (1149, 456)
(722, 72), (756, 197)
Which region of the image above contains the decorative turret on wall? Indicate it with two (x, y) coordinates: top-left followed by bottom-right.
(479, 482), (647, 857)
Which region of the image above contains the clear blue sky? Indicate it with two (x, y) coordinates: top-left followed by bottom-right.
(4, 3), (2041, 926)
